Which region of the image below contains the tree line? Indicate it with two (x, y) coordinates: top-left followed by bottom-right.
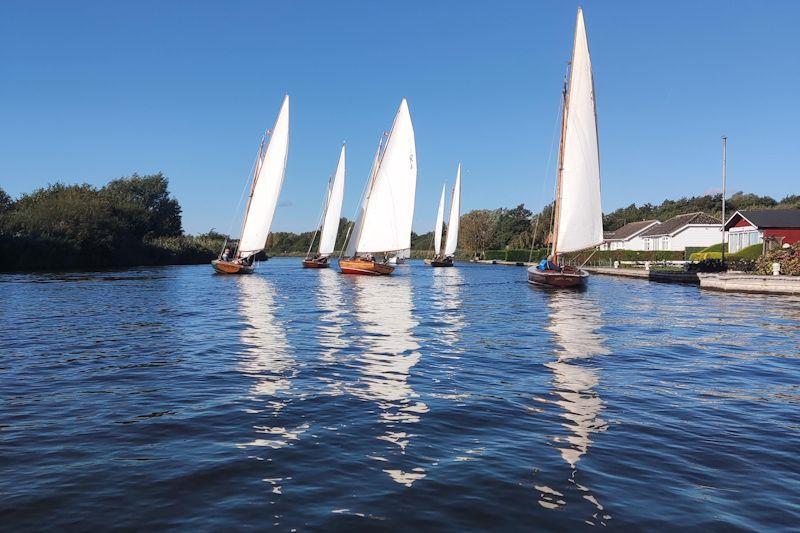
(2, 171), (796, 271)
(0, 174), (224, 271)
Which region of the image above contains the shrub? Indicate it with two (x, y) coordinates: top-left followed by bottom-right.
(727, 258), (757, 272)
(687, 258), (726, 272)
(755, 243), (800, 276)
(690, 251), (722, 261)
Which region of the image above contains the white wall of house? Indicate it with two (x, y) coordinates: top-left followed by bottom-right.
(644, 225), (722, 251)
(606, 233), (652, 251)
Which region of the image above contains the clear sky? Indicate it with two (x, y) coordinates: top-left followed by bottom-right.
(2, 0), (799, 235)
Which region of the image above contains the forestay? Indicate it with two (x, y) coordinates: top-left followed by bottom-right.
(238, 95), (290, 259)
(318, 145), (346, 257)
(444, 163), (461, 257)
(555, 9), (603, 254)
(434, 183), (446, 256)
(350, 99), (417, 254)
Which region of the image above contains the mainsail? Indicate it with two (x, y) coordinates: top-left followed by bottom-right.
(347, 99), (417, 255)
(444, 163), (461, 257)
(554, 8), (603, 255)
(238, 95), (290, 259)
(433, 183), (446, 256)
(318, 144), (346, 257)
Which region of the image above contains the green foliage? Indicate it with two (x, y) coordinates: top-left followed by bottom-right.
(0, 174), (209, 271)
(684, 246), (705, 259)
(698, 242), (727, 253)
(101, 173), (182, 239)
(602, 191), (796, 232)
(568, 249), (684, 263)
(730, 243), (763, 260)
(690, 252), (722, 261)
(755, 243), (800, 276)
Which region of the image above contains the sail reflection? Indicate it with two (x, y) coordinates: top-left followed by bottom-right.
(236, 275), (306, 449)
(350, 275), (428, 486)
(431, 267), (465, 349)
(541, 291), (609, 517)
(315, 268), (348, 395)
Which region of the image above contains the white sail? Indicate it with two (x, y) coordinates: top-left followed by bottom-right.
(352, 99), (417, 254)
(238, 95), (290, 258)
(555, 9), (603, 254)
(344, 136), (383, 258)
(318, 144), (346, 257)
(433, 183), (446, 256)
(444, 163), (461, 257)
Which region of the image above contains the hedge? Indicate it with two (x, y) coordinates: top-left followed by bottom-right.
(483, 249), (547, 262)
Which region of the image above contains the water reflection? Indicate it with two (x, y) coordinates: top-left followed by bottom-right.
(315, 268), (349, 396)
(236, 275), (306, 449)
(431, 268), (465, 350)
(540, 291), (609, 521)
(350, 275), (428, 487)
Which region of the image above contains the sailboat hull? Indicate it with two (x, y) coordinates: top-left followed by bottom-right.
(424, 257), (454, 267)
(339, 258), (395, 276)
(302, 257), (330, 268)
(212, 260), (254, 275)
(527, 266), (588, 288)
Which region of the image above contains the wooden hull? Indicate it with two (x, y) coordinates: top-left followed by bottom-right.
(339, 258), (395, 276)
(212, 260), (254, 275)
(424, 257), (454, 267)
(302, 257), (330, 268)
(527, 265), (588, 288)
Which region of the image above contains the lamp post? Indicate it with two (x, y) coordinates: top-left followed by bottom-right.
(721, 135), (727, 262)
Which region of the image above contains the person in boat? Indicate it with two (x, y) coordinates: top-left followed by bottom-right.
(537, 255), (559, 271)
(221, 247), (232, 262)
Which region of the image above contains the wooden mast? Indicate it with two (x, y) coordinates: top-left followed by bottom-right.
(551, 71), (569, 263)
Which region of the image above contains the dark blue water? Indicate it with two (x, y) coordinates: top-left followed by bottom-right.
(2, 259), (799, 530)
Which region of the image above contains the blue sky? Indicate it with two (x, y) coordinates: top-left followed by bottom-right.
(1, 0), (798, 235)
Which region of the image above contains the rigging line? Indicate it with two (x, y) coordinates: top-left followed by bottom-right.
(342, 132), (386, 256)
(529, 93), (564, 262)
(306, 171), (334, 257)
(220, 135), (264, 257)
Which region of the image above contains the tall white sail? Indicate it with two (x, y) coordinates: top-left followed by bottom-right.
(555, 9), (603, 254)
(444, 163), (461, 257)
(351, 99), (417, 254)
(344, 135), (384, 258)
(318, 144), (346, 257)
(433, 183), (446, 256)
(238, 95), (290, 258)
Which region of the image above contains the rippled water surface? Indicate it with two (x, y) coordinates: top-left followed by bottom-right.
(2, 259), (800, 530)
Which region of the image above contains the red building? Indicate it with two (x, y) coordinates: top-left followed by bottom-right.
(724, 209), (800, 253)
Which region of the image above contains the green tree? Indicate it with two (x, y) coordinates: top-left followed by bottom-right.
(101, 173), (182, 239)
(460, 209), (498, 253)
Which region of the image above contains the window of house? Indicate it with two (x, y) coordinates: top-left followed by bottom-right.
(662, 237), (669, 250)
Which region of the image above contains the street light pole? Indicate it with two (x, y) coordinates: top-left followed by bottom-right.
(721, 135), (727, 262)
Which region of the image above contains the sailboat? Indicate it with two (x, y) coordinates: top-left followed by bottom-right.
(303, 144), (346, 268)
(212, 95), (290, 274)
(426, 163), (461, 267)
(340, 99), (417, 275)
(528, 8), (603, 288)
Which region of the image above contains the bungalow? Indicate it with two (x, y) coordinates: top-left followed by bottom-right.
(600, 219), (660, 251)
(640, 212), (721, 251)
(724, 209), (800, 253)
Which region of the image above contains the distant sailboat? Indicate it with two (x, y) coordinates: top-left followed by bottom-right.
(213, 95), (290, 274)
(303, 144), (346, 268)
(340, 99), (417, 275)
(426, 164), (461, 267)
(528, 8), (603, 288)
